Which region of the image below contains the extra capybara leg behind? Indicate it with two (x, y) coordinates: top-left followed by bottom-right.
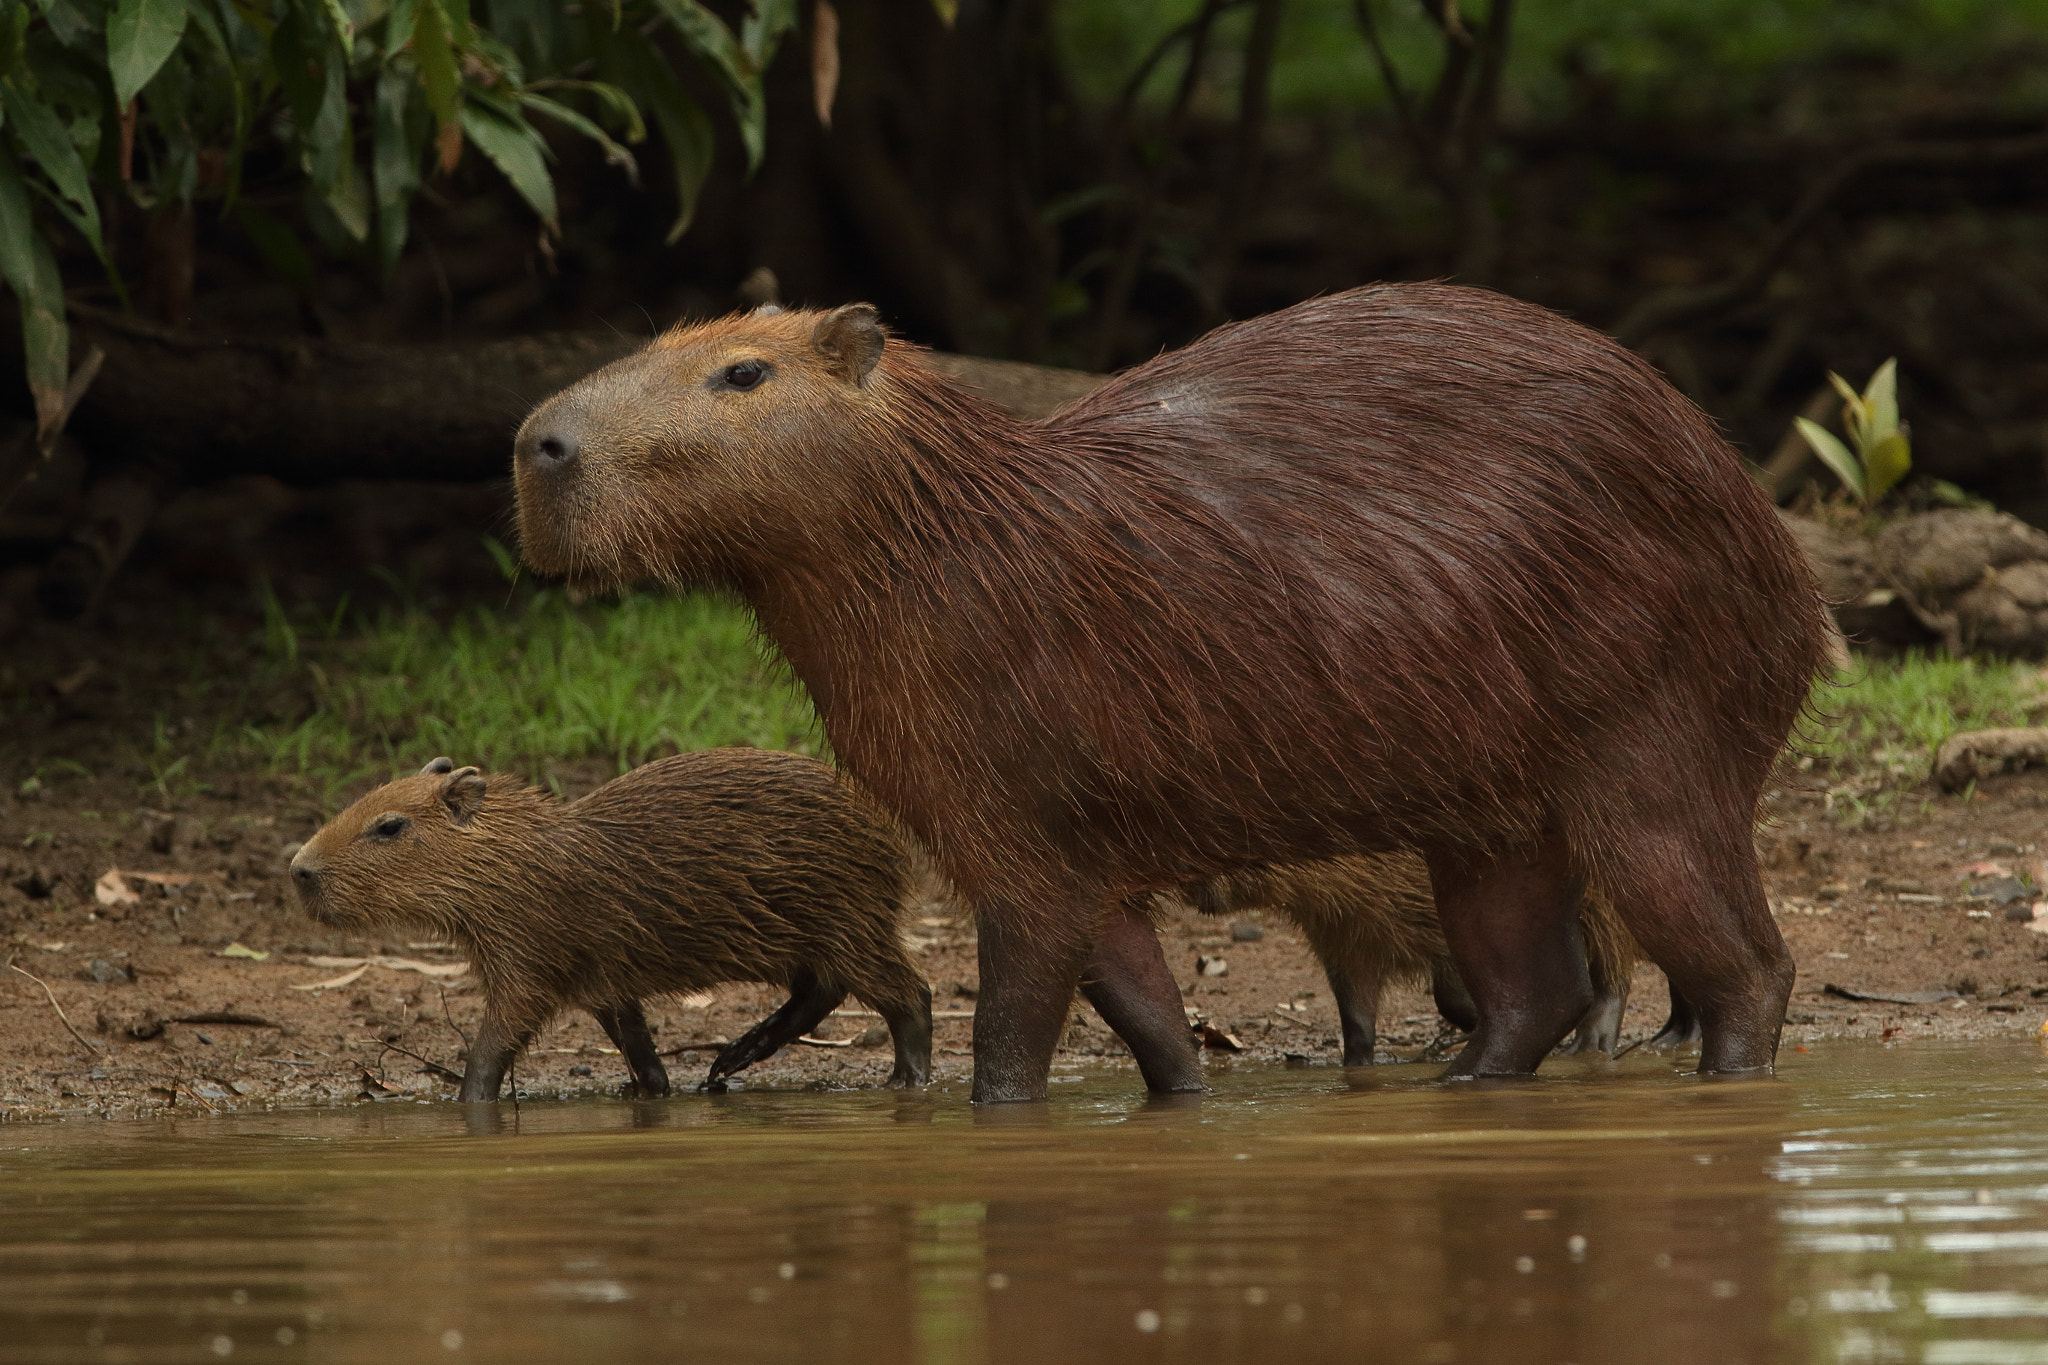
(1645, 987), (1703, 1050)
(872, 980), (935, 1088)
(1079, 901), (1204, 1092)
(972, 886), (1103, 1103)
(1564, 990), (1628, 1056)
(1320, 961), (1383, 1067)
(704, 970), (845, 1089)
(1429, 960), (1479, 1034)
(1424, 837), (1594, 1078)
(1596, 814), (1791, 1073)
(591, 1000), (672, 1098)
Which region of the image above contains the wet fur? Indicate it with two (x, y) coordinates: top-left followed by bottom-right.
(514, 283), (1831, 1097)
(290, 749), (933, 1101)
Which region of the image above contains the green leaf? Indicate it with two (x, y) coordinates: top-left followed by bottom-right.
(519, 92), (638, 186)
(319, 0), (353, 44)
(0, 152), (71, 446)
(107, 0), (189, 107)
(594, 30), (713, 243)
(414, 0), (462, 131)
(0, 80), (102, 255)
(930, 0), (957, 25)
(372, 65), (421, 272)
(1864, 429), (1912, 504)
(742, 0), (799, 70)
(1795, 416), (1865, 503)
(1864, 357), (1899, 443)
(652, 0), (768, 170)
(460, 101), (555, 229)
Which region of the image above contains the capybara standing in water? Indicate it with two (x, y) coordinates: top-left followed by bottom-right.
(288, 752), (933, 1102)
(1173, 855), (1641, 1065)
(512, 282), (1830, 1102)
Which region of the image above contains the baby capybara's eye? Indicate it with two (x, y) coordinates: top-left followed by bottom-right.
(717, 360), (769, 391)
(368, 813), (411, 841)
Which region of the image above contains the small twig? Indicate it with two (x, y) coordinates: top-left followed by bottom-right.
(436, 983), (472, 1054)
(379, 1041), (463, 1085)
(7, 958), (103, 1057)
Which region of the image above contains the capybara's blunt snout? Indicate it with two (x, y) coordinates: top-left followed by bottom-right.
(515, 405), (580, 474)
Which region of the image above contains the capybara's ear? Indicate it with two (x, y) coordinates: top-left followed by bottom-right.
(811, 303), (884, 385)
(420, 756), (455, 776)
(441, 767), (487, 826)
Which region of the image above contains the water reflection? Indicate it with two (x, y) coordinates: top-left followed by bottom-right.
(0, 1044), (2045, 1362)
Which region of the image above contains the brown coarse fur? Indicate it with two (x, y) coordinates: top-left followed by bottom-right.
(1175, 855), (1639, 1064)
(513, 283), (1833, 1099)
(289, 749), (933, 1102)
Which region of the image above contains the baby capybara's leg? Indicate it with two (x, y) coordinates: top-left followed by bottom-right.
(1563, 989), (1627, 1055)
(1320, 961), (1383, 1067)
(871, 979), (934, 1088)
(1430, 960), (1479, 1033)
(1077, 902), (1204, 1093)
(1644, 987), (1702, 1049)
(972, 889), (1102, 1103)
(590, 1000), (671, 1098)
(1424, 838), (1594, 1078)
(460, 1007), (547, 1103)
(1597, 818), (1791, 1073)
(703, 970), (845, 1089)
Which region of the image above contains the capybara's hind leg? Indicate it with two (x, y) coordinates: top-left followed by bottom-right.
(1563, 988), (1627, 1056)
(1079, 901), (1204, 1092)
(704, 970), (845, 1089)
(591, 1000), (671, 1098)
(874, 981), (934, 1088)
(460, 1009), (544, 1103)
(1645, 987), (1702, 1050)
(1321, 961), (1383, 1066)
(1598, 816), (1791, 1073)
(1424, 838), (1594, 1078)
(1430, 960), (1479, 1033)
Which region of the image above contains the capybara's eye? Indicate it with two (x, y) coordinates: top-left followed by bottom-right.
(368, 813), (411, 841)
(718, 360), (770, 391)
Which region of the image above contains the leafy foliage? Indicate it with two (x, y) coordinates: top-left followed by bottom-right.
(0, 0), (805, 449)
(1795, 358), (1913, 506)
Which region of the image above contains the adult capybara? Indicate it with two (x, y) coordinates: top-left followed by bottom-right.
(288, 751), (933, 1102)
(1173, 854), (1640, 1065)
(512, 282), (1831, 1101)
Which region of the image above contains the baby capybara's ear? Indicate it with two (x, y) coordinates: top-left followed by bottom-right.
(420, 756), (455, 776)
(441, 767), (488, 826)
(811, 303), (885, 385)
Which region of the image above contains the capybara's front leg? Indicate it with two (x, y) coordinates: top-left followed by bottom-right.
(1078, 901), (1203, 1093)
(971, 898), (1097, 1103)
(591, 1000), (672, 1098)
(703, 970), (845, 1088)
(1321, 961), (1383, 1067)
(460, 1009), (542, 1103)
(1425, 837), (1594, 1078)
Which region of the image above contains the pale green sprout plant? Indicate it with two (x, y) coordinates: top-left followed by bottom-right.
(1794, 358), (1912, 506)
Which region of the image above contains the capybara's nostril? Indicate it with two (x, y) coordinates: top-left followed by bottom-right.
(520, 424), (579, 471)
(291, 863), (319, 888)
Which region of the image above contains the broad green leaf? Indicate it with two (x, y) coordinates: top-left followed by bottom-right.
(0, 153), (71, 445)
(383, 0), (418, 52)
(108, 0), (189, 107)
(595, 31), (713, 242)
(520, 92), (639, 185)
(527, 78), (646, 143)
(1864, 429), (1912, 504)
(0, 81), (101, 253)
(373, 65), (421, 271)
(183, 0), (246, 206)
(414, 0), (462, 132)
(1795, 416), (1865, 503)
(319, 0), (353, 43)
(652, 0), (767, 169)
(742, 0), (799, 69)
(1865, 357), (1899, 443)
(460, 101), (555, 229)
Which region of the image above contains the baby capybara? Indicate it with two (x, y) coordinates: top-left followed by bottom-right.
(513, 283), (1830, 1101)
(1174, 854), (1640, 1065)
(289, 752), (933, 1102)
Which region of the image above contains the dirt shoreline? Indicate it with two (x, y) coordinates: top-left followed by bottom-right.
(3, 755), (2046, 1120)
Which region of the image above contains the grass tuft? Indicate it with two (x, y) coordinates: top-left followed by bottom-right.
(1805, 651), (2047, 779)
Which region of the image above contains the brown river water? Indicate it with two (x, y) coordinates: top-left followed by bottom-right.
(5, 1041), (2048, 1364)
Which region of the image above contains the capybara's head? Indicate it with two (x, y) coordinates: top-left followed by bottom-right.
(513, 304), (890, 589)
(289, 757), (517, 932)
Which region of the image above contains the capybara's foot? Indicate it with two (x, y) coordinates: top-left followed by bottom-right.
(1562, 991), (1626, 1056)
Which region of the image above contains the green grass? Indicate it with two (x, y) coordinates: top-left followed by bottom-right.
(1803, 651), (2046, 795)
(232, 586), (821, 792)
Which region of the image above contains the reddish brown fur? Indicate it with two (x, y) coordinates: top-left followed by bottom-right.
(513, 284), (1831, 1099)
(289, 749), (932, 1100)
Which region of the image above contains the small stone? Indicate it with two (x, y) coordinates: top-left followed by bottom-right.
(1816, 883), (1848, 902)
(1197, 955), (1229, 977)
(1230, 922), (1264, 942)
(1992, 841), (2022, 855)
(86, 958), (130, 984)
(855, 1025), (890, 1048)
(2006, 902), (2037, 922)
(568, 1064), (593, 1077)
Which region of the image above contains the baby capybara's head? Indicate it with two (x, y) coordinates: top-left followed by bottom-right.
(289, 757), (525, 933)
(513, 304), (890, 590)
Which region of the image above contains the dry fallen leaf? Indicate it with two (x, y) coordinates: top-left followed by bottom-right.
(217, 942), (270, 961)
(93, 869), (139, 906)
(678, 990), (716, 1009)
(303, 954), (467, 979)
(291, 964), (370, 992)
